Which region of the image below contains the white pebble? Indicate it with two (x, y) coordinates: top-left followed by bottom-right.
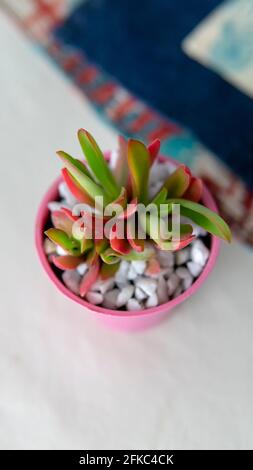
(103, 289), (120, 309)
(191, 240), (209, 267)
(182, 274), (194, 291)
(176, 267), (191, 279)
(109, 149), (119, 169)
(187, 261), (203, 278)
(131, 260), (146, 275)
(135, 277), (157, 296)
(176, 267), (193, 291)
(116, 284), (135, 307)
(91, 278), (115, 295)
(173, 284), (183, 299)
(77, 263), (88, 276)
(86, 291), (103, 305)
(192, 223), (207, 237)
(44, 238), (56, 255)
(167, 273), (180, 295)
(148, 182), (163, 199)
(149, 163), (171, 185)
(62, 271), (80, 295)
(145, 265), (173, 279)
(127, 298), (143, 311)
(48, 201), (69, 212)
(162, 267), (174, 279)
(175, 248), (190, 266)
(146, 293), (158, 308)
(115, 260), (130, 286)
(127, 264), (138, 281)
(58, 181), (76, 206)
(157, 277), (169, 304)
(157, 250), (174, 268)
(135, 286), (147, 301)
(56, 245), (68, 256)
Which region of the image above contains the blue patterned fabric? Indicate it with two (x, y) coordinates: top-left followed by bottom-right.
(209, 0), (253, 73)
(55, 0), (253, 188)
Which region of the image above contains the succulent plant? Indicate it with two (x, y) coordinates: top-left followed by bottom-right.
(45, 130), (231, 297)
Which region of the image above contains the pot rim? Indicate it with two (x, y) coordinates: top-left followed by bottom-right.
(35, 155), (220, 317)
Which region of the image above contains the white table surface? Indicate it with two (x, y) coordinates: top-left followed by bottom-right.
(0, 11), (253, 450)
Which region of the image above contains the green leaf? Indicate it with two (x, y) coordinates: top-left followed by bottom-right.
(168, 198), (232, 242)
(128, 139), (150, 204)
(45, 228), (81, 256)
(151, 187), (168, 206)
(100, 262), (120, 280)
(57, 150), (91, 177)
(95, 239), (109, 255)
(100, 248), (122, 265)
(80, 237), (93, 254)
(122, 245), (155, 261)
(78, 129), (119, 199)
(57, 150), (110, 205)
(101, 244), (154, 264)
(164, 165), (191, 197)
(62, 168), (94, 205)
(150, 188), (172, 216)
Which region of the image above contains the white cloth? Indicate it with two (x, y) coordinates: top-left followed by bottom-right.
(0, 11), (253, 450)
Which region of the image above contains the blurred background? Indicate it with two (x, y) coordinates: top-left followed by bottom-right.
(0, 0), (253, 450)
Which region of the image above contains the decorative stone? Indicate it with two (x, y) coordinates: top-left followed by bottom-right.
(175, 248), (190, 266)
(175, 267), (191, 279)
(127, 298), (142, 311)
(48, 201), (69, 212)
(146, 293), (158, 308)
(116, 284), (135, 308)
(115, 260), (130, 286)
(91, 278), (115, 295)
(77, 263), (88, 276)
(135, 286), (147, 301)
(182, 274), (194, 291)
(131, 260), (146, 275)
(58, 181), (76, 206)
(62, 271), (80, 295)
(148, 182), (163, 199)
(157, 276), (169, 304)
(172, 284), (183, 299)
(43, 238), (56, 255)
(191, 240), (209, 267)
(127, 264), (138, 281)
(56, 245), (68, 256)
(86, 291), (103, 305)
(187, 261), (203, 278)
(109, 149), (119, 169)
(167, 273), (180, 295)
(162, 267), (174, 279)
(146, 266), (173, 279)
(103, 289), (120, 309)
(149, 163), (171, 185)
(191, 223), (207, 237)
(157, 250), (174, 268)
(135, 277), (157, 296)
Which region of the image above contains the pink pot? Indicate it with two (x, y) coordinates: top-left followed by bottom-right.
(35, 156), (220, 331)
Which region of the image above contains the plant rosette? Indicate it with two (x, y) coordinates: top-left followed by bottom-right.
(35, 131), (230, 331)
